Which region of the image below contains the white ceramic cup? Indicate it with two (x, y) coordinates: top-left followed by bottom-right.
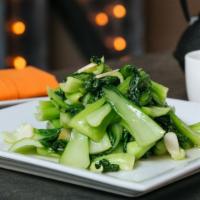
(185, 50), (200, 102)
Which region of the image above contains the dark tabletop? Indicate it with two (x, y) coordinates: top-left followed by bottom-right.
(1, 54), (196, 200)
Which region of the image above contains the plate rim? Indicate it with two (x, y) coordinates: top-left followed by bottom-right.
(0, 97), (48, 107)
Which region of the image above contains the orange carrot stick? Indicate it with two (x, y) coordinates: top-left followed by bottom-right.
(1, 77), (18, 99)
(0, 66), (58, 100)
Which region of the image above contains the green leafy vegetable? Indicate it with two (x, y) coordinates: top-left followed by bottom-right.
(33, 128), (60, 141)
(141, 106), (171, 118)
(90, 56), (104, 65)
(60, 129), (90, 168)
(89, 133), (112, 154)
(153, 140), (167, 156)
(120, 128), (132, 152)
(36, 147), (60, 158)
(90, 153), (135, 172)
(128, 69), (152, 106)
(9, 138), (43, 154)
(50, 139), (68, 153)
(151, 81), (168, 106)
(119, 64), (137, 79)
(48, 88), (69, 109)
(156, 115), (193, 149)
(127, 141), (154, 159)
(104, 88), (165, 146)
(169, 111), (200, 146)
(190, 122), (200, 133)
(69, 98), (115, 141)
(5, 56), (200, 173)
(36, 101), (60, 121)
(60, 77), (82, 93)
(94, 159), (120, 173)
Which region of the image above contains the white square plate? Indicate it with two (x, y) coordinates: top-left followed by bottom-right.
(0, 98), (200, 197)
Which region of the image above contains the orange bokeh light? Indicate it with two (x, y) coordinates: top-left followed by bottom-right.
(113, 4), (126, 19)
(11, 21), (26, 35)
(13, 56), (27, 69)
(95, 12), (109, 26)
(113, 37), (127, 51)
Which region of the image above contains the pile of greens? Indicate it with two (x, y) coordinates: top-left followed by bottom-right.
(4, 56), (200, 173)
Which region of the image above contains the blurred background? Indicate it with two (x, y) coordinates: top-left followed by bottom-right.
(0, 0), (200, 71)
